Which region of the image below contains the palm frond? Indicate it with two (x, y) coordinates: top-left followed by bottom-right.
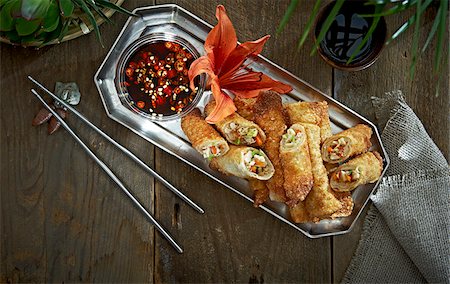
(310, 0), (345, 56)
(346, 3), (385, 64)
(276, 0), (299, 35)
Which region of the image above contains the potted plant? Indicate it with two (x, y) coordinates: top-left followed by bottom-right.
(0, 0), (135, 47)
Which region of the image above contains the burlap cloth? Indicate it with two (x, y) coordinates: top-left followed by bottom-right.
(341, 91), (450, 283)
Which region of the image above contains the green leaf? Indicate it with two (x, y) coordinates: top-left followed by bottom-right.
(58, 0), (74, 17)
(4, 29), (20, 42)
(346, 3), (385, 64)
(421, 4), (441, 53)
(86, 0), (112, 24)
(57, 17), (69, 41)
(21, 0), (50, 20)
(10, 0), (21, 18)
(20, 31), (43, 43)
(39, 16), (61, 45)
(95, 0), (136, 17)
(386, 0), (432, 44)
(434, 0), (447, 73)
(73, 0), (103, 47)
(0, 1), (15, 31)
(0, 0), (14, 9)
(409, 0), (421, 79)
(297, 0), (322, 49)
(276, 0), (299, 35)
(311, 0), (345, 56)
(359, 0), (417, 17)
(42, 0), (59, 32)
(15, 17), (40, 35)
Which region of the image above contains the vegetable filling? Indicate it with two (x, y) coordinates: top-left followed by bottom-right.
(327, 137), (348, 160)
(334, 167), (361, 182)
(224, 122), (262, 145)
(243, 150), (268, 175)
(202, 144), (223, 160)
(281, 128), (304, 149)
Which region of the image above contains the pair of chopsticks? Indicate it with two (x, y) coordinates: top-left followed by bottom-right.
(29, 76), (204, 253)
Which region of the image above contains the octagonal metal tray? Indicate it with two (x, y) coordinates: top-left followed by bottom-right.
(94, 4), (389, 238)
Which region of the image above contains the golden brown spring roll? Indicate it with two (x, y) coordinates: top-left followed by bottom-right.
(289, 201), (310, 223)
(181, 108), (229, 159)
(292, 187), (354, 222)
(321, 124), (372, 164)
(205, 101), (266, 146)
(302, 123), (342, 218)
(284, 101), (332, 143)
(280, 124), (313, 207)
(330, 151), (383, 192)
(254, 91), (287, 202)
(248, 179), (269, 207)
(233, 96), (257, 121)
(209, 146), (275, 180)
(330, 191), (354, 219)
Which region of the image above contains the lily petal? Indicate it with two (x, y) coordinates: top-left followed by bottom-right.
(218, 35), (270, 78)
(204, 5), (237, 73)
(224, 72), (293, 98)
(206, 77), (237, 123)
(188, 55), (216, 91)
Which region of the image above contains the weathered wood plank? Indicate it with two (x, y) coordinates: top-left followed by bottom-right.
(332, 6), (449, 282)
(153, 0), (332, 282)
(0, 0), (155, 282)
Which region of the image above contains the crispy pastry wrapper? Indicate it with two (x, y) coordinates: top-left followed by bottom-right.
(181, 108), (229, 158)
(321, 124), (372, 164)
(233, 96), (257, 121)
(254, 90), (287, 202)
(330, 151), (383, 192)
(289, 201), (310, 223)
(248, 179), (269, 207)
(302, 123), (342, 218)
(280, 124), (313, 207)
(284, 101), (332, 143)
(209, 146), (274, 180)
(330, 191), (354, 219)
(290, 190), (353, 223)
(205, 100), (266, 146)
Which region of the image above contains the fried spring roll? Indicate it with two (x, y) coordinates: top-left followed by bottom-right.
(254, 91), (287, 202)
(302, 123), (342, 218)
(233, 96), (257, 121)
(330, 151), (383, 192)
(181, 108), (229, 159)
(330, 191), (354, 219)
(321, 124), (372, 164)
(284, 101), (332, 143)
(205, 101), (266, 146)
(291, 187), (353, 222)
(248, 179), (269, 207)
(209, 146), (275, 180)
(280, 124), (313, 207)
(289, 201), (310, 223)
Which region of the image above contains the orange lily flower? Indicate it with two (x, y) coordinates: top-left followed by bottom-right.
(188, 5), (292, 123)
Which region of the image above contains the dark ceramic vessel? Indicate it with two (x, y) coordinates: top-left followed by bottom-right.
(314, 1), (387, 71)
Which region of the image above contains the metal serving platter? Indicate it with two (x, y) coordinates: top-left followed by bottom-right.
(94, 4), (389, 238)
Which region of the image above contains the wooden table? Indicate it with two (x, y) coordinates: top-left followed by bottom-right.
(1, 1), (448, 282)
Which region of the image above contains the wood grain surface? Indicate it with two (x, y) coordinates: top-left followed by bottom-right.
(0, 0), (447, 283)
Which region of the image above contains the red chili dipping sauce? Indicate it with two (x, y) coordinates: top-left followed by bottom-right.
(122, 41), (198, 117)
